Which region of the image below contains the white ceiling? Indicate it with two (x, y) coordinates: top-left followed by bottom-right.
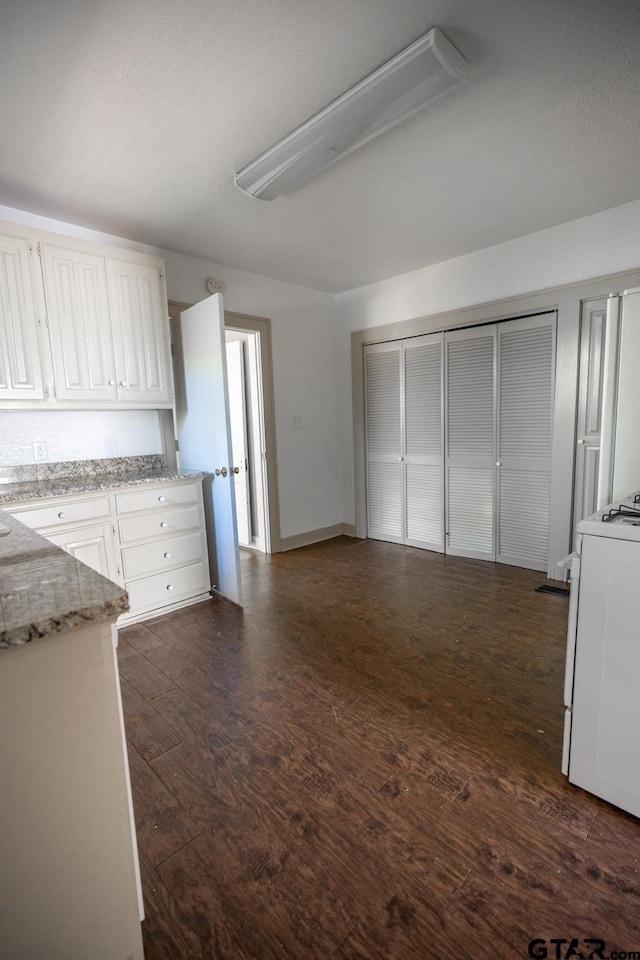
(1, 0), (639, 293)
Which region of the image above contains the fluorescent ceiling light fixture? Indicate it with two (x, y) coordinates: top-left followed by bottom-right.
(235, 27), (467, 201)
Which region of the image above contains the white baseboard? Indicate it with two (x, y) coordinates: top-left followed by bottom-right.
(280, 523), (355, 552)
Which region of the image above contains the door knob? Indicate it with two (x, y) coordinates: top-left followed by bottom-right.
(215, 467), (228, 477)
(231, 466), (240, 474)
(577, 438), (585, 445)
(496, 461), (502, 467)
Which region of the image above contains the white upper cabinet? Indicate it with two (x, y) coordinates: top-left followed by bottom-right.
(41, 244), (118, 402)
(0, 220), (174, 410)
(0, 234), (46, 401)
(106, 259), (172, 405)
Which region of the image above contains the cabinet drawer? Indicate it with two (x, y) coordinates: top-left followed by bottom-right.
(126, 561), (209, 612)
(116, 482), (200, 515)
(13, 496), (112, 531)
(118, 504), (202, 544)
(122, 531), (205, 580)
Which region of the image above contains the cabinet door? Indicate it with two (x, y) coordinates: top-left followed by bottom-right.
(41, 245), (118, 401)
(47, 522), (118, 583)
(107, 259), (172, 404)
(0, 235), (46, 401)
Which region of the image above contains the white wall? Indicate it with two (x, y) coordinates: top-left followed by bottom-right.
(0, 204), (342, 540)
(336, 199), (640, 526)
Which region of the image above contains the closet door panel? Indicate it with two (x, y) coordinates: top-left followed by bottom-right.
(365, 344), (403, 543)
(404, 335), (443, 551)
(406, 463), (443, 548)
(445, 328), (496, 561)
(367, 461), (403, 542)
(498, 469), (550, 568)
(448, 466), (494, 555)
(497, 316), (555, 571)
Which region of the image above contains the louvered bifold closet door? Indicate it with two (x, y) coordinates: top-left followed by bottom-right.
(496, 314), (555, 571)
(403, 334), (444, 551)
(365, 342), (404, 543)
(445, 326), (496, 560)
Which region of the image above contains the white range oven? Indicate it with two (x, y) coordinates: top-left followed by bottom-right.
(562, 492), (640, 818)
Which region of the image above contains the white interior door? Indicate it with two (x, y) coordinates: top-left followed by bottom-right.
(445, 326), (496, 561)
(573, 299), (607, 530)
(225, 339), (251, 546)
(496, 313), (555, 571)
(173, 294), (242, 606)
(612, 289), (640, 501)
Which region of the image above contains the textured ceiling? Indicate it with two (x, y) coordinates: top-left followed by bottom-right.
(1, 0), (639, 292)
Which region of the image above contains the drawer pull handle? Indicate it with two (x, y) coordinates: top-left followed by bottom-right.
(58, 512), (66, 519)
(166, 584), (174, 591)
(164, 552), (171, 559)
(160, 521), (168, 528)
(158, 495), (166, 503)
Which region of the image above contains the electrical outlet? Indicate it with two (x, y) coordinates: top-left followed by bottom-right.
(292, 415), (303, 429)
(33, 440), (48, 461)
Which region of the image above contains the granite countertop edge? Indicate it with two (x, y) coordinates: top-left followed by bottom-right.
(0, 510), (130, 650)
(0, 593), (130, 650)
(0, 469), (207, 504)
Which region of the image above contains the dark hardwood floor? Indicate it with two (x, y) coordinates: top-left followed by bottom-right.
(118, 537), (640, 960)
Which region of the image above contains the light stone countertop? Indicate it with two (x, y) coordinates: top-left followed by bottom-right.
(0, 510), (129, 649)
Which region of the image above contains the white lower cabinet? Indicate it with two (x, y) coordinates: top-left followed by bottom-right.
(115, 481), (209, 622)
(7, 477), (210, 624)
(47, 521), (119, 583)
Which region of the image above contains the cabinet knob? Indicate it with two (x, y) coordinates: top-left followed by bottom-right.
(160, 521), (168, 528)
(166, 584), (174, 591)
(158, 495), (166, 503)
(58, 512), (65, 519)
(108, 379), (116, 386)
(496, 461), (502, 467)
(119, 380), (127, 387)
(577, 438), (585, 445)
(163, 551), (171, 559)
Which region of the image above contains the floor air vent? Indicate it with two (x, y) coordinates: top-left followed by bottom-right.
(535, 584), (570, 597)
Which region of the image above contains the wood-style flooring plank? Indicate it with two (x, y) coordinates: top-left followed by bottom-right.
(120, 677), (184, 761)
(127, 742), (201, 868)
(117, 644), (175, 701)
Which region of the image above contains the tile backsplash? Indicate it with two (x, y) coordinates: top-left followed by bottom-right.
(0, 410), (163, 466)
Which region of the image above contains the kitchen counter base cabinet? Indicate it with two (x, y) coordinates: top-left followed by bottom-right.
(115, 479), (210, 624)
(6, 476), (211, 625)
(0, 620), (144, 960)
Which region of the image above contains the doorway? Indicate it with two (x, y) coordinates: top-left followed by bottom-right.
(225, 327), (268, 552)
